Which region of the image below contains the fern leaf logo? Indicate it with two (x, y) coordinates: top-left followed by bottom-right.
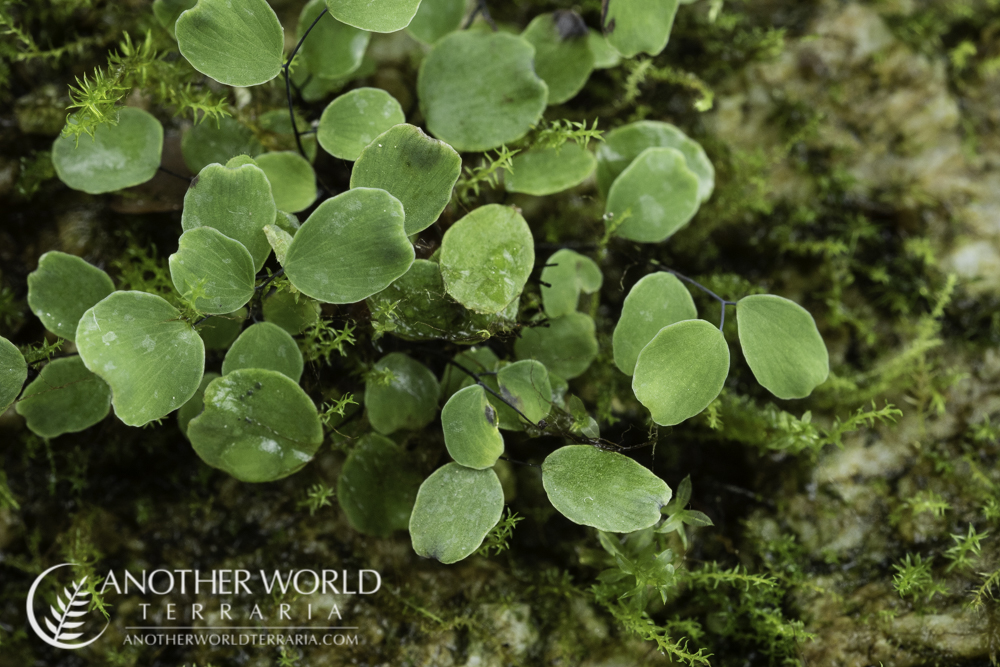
(27, 563), (109, 650)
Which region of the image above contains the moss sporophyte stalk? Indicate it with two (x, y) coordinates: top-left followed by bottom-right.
(6, 0), (984, 663)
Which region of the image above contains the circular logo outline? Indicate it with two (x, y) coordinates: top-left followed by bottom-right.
(27, 563), (109, 650)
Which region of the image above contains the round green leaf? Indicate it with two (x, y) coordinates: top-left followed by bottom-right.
(442, 385), (504, 469)
(169, 227), (256, 315)
(410, 463), (504, 563)
(418, 31), (548, 152)
(497, 359), (552, 425)
(597, 120), (714, 202)
(522, 12), (594, 105)
(317, 88), (405, 162)
(197, 309), (247, 350)
(604, 0), (679, 58)
(338, 433), (423, 537)
(324, 0), (420, 33)
(16, 357), (111, 438)
(736, 295), (829, 400)
(632, 319), (729, 427)
(182, 158), (277, 272)
(0, 337), (27, 414)
(351, 124), (461, 235)
(588, 29), (621, 69)
(284, 188), (415, 304)
(181, 117), (263, 174)
(506, 143), (596, 196)
(514, 312), (598, 380)
(613, 272), (697, 376)
(406, 0), (464, 44)
(255, 152), (317, 213)
(606, 147), (701, 244)
(222, 322), (304, 382)
(263, 291), (320, 335)
(188, 369), (323, 482)
(366, 259), (483, 343)
(541, 445), (672, 533)
(298, 0), (370, 81)
(27, 252), (115, 341)
(439, 205), (534, 314)
(365, 352), (439, 435)
(175, 0), (284, 86)
(540, 249), (603, 318)
(177, 371), (219, 437)
(52, 107), (162, 194)
(76, 291), (205, 427)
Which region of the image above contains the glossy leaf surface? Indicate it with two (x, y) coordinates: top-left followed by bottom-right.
(52, 107), (162, 194)
(439, 205), (534, 314)
(284, 188), (414, 304)
(76, 291), (205, 427)
(176, 0), (284, 86)
(169, 227), (256, 315)
(737, 295), (829, 399)
(542, 445), (672, 532)
(606, 147), (700, 243)
(222, 322), (304, 382)
(324, 0), (421, 32)
(410, 463), (504, 563)
(27, 252), (115, 341)
(317, 88), (405, 161)
(441, 384), (504, 469)
(632, 319), (728, 426)
(188, 369), (323, 482)
(613, 272), (696, 376)
(597, 120), (714, 202)
(418, 31), (547, 151)
(181, 157), (276, 271)
(351, 124), (461, 234)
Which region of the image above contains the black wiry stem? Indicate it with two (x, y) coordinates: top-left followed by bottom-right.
(652, 262), (736, 331)
(158, 165), (190, 182)
(255, 267), (285, 293)
(444, 359), (541, 428)
(282, 8), (328, 160)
